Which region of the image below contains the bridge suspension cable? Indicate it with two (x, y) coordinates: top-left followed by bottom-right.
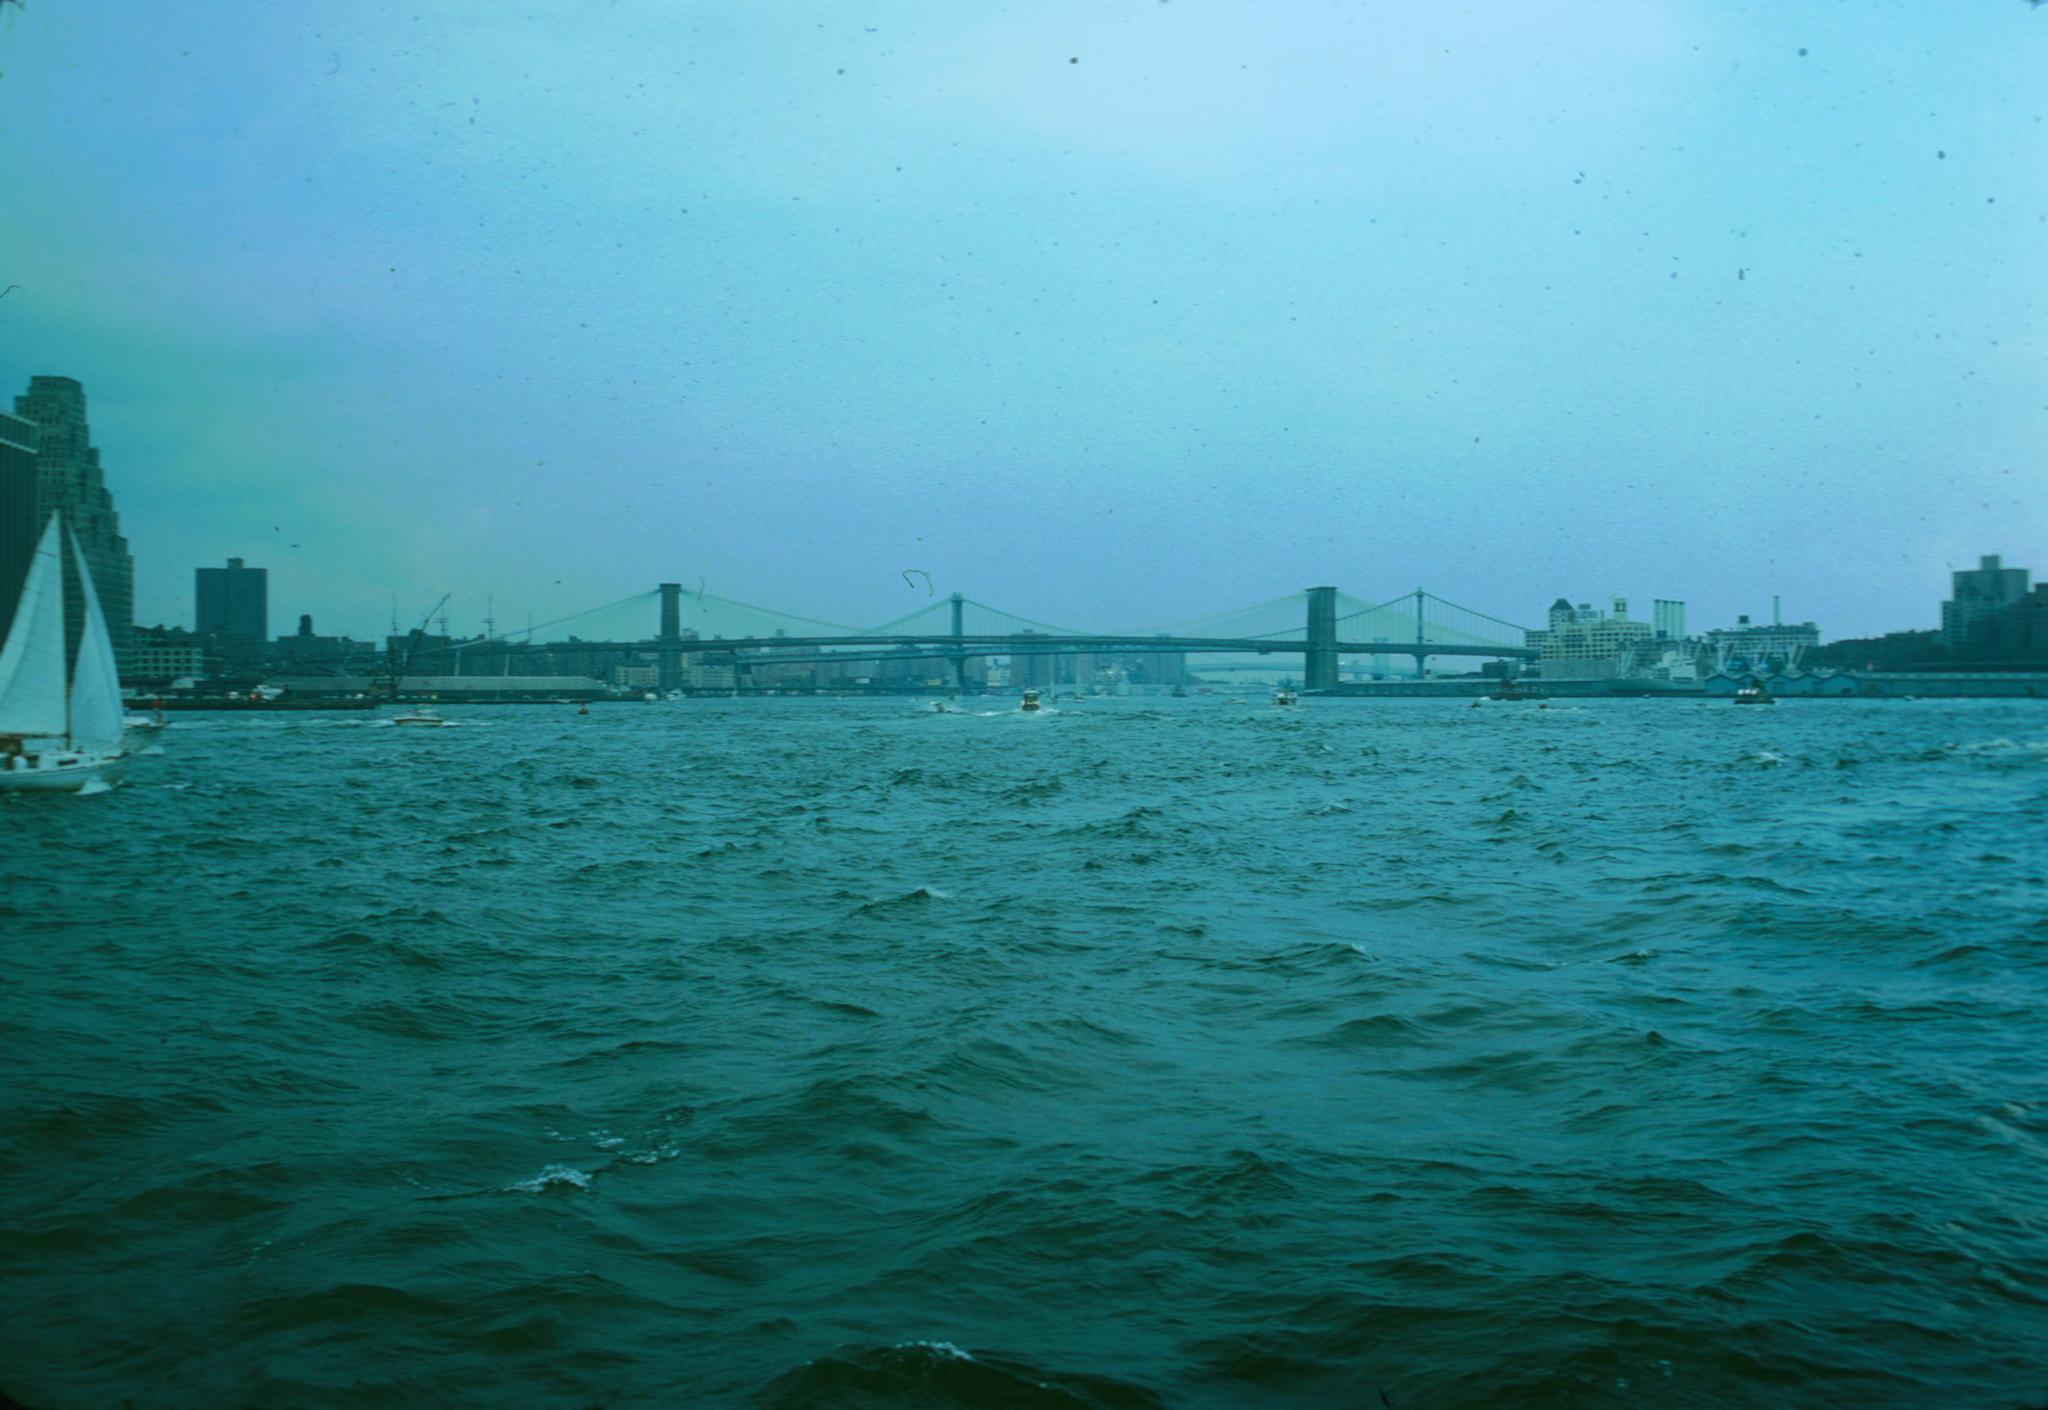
(1152, 591), (1309, 639)
(486, 590), (660, 644)
(1420, 592), (1534, 636)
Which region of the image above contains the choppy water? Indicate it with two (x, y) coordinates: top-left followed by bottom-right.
(3, 696), (2046, 1409)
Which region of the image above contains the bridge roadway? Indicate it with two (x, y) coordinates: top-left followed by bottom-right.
(538, 634), (1536, 662)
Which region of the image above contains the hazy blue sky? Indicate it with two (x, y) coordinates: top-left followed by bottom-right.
(1, 1), (2042, 641)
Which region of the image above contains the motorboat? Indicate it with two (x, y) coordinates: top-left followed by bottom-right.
(1019, 689), (1042, 713)
(0, 513), (128, 793)
(1273, 687), (1298, 707)
(1733, 679), (1776, 706)
(124, 700), (170, 732)
(391, 705), (448, 727)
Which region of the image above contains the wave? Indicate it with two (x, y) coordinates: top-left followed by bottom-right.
(756, 1341), (1164, 1410)
(508, 1164), (591, 1193)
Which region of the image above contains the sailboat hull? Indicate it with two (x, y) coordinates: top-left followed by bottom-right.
(0, 750), (126, 792)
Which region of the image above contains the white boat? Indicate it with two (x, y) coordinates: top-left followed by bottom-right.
(124, 703), (169, 732)
(0, 513), (129, 793)
(1019, 689), (1042, 713)
(391, 705), (448, 727)
(1273, 687), (1298, 707)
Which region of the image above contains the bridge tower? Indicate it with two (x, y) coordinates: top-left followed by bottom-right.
(657, 582), (683, 691)
(1411, 588), (1428, 680)
(948, 592), (967, 692)
(1305, 586), (1339, 692)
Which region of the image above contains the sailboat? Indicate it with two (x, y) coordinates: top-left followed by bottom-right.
(0, 512), (129, 792)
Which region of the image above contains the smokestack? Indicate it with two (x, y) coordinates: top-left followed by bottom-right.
(1773, 595), (1781, 627)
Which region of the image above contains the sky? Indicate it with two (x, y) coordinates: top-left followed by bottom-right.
(0, 0), (2042, 643)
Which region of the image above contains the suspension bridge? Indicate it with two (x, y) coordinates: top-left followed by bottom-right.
(407, 585), (1536, 692)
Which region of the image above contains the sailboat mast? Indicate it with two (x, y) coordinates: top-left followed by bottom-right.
(61, 517), (74, 748)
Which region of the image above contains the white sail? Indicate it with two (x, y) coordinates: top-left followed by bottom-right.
(0, 513), (70, 739)
(68, 526), (127, 751)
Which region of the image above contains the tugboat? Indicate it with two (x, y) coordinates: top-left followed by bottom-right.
(1273, 687), (1298, 707)
(1487, 677), (1526, 702)
(1733, 677), (1776, 706)
(1019, 689), (1043, 713)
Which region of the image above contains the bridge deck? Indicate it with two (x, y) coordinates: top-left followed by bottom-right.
(466, 634), (1535, 660)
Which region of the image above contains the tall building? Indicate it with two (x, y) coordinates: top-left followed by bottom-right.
(12, 376), (134, 670)
(0, 409), (37, 642)
(195, 556), (269, 650)
(1942, 555), (2031, 649)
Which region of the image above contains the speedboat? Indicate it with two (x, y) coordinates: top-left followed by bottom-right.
(1733, 680), (1775, 706)
(392, 705), (448, 726)
(1273, 687), (1298, 707)
(0, 513), (127, 793)
(1019, 689), (1042, 713)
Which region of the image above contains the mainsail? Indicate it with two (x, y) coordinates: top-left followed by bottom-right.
(68, 526), (126, 751)
(0, 513), (70, 739)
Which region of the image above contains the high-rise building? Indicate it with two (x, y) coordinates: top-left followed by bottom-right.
(11, 376), (134, 671)
(0, 409), (37, 642)
(1653, 599), (1686, 641)
(195, 557), (269, 654)
(1010, 631), (1055, 688)
(1942, 555), (2031, 649)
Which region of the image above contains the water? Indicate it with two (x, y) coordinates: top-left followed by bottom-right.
(3, 697), (2045, 1408)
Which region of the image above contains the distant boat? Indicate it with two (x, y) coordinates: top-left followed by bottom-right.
(124, 698), (169, 732)
(391, 705), (448, 727)
(1273, 687), (1298, 707)
(1170, 684), (1187, 698)
(1019, 689), (1042, 713)
(0, 513), (129, 792)
(1734, 678), (1776, 706)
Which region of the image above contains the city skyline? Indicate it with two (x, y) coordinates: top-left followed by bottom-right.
(0, 364), (2030, 656)
(1, 3), (2042, 642)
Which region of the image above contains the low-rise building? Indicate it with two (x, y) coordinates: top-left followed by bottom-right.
(128, 624), (211, 683)
(263, 674), (609, 701)
(1706, 615), (1820, 672)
